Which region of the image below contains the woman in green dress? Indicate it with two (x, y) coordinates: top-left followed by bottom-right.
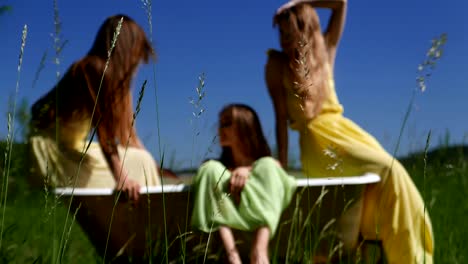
(191, 104), (297, 264)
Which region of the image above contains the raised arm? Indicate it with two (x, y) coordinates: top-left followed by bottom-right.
(307, 0), (347, 68)
(265, 50), (289, 168)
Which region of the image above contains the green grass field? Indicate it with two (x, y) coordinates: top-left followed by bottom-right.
(401, 144), (468, 263)
(0, 141), (466, 263)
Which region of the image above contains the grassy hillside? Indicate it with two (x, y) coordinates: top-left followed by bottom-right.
(400, 144), (468, 263)
(0, 141), (467, 262)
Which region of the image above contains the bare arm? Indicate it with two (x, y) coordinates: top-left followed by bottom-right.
(129, 126), (145, 149)
(121, 93), (145, 149)
(97, 124), (140, 200)
(265, 50), (289, 168)
(307, 0), (347, 68)
(79, 59), (142, 198)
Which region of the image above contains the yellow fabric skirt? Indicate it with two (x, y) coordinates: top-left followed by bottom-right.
(29, 135), (160, 188)
(298, 113), (434, 264)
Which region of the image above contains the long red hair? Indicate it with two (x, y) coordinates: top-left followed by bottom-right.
(31, 14), (154, 153)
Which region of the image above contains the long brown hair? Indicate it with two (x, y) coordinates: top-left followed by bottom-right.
(274, 3), (329, 117)
(219, 104), (271, 169)
(31, 14), (154, 152)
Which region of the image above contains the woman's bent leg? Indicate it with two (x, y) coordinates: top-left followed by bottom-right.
(250, 227), (270, 264)
(219, 226), (242, 264)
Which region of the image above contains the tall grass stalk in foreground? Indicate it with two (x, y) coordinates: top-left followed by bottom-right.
(422, 130), (431, 264)
(63, 16), (126, 263)
(50, 2), (102, 262)
(139, 1), (161, 158)
(201, 171), (229, 263)
(189, 73), (207, 169)
(52, 0), (67, 81)
(391, 33), (447, 160)
(140, 0), (165, 172)
(184, 73), (207, 261)
(0, 24), (27, 250)
(61, 203), (81, 259)
(102, 79), (149, 263)
(134, 81), (155, 262)
(32, 50), (48, 89)
(140, 0), (162, 161)
(51, 0), (69, 261)
(139, 2), (170, 262)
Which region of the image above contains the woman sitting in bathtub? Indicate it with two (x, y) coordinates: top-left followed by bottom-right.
(191, 103), (297, 264)
(29, 14), (162, 201)
(266, 1), (433, 262)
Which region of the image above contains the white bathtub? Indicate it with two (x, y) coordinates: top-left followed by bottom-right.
(55, 173), (380, 262)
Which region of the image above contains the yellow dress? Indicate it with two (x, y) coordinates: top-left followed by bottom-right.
(29, 119), (160, 188)
(284, 67), (434, 263)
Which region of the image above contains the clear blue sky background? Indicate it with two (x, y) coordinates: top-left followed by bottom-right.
(1, 0), (467, 169)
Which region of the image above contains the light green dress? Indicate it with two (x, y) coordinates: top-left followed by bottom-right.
(191, 157), (297, 237)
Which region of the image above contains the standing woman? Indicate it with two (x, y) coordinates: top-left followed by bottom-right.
(191, 104), (297, 264)
(29, 14), (160, 200)
(265, 1), (434, 263)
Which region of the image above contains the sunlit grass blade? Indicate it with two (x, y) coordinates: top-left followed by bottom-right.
(0, 24), (27, 250)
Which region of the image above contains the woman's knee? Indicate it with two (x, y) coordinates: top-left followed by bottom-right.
(200, 159), (225, 171)
(253, 157), (279, 170)
(196, 160), (229, 183)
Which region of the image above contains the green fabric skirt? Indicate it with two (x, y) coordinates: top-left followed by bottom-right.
(191, 157), (297, 238)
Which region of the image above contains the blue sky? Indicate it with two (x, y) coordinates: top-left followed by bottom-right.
(1, 0), (467, 169)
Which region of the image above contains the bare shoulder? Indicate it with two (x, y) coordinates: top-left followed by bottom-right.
(265, 49), (287, 84)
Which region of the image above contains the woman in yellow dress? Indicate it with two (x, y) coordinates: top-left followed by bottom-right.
(29, 14), (161, 200)
(265, 0), (434, 263)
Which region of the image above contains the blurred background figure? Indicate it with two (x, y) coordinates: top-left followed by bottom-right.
(29, 14), (161, 201)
